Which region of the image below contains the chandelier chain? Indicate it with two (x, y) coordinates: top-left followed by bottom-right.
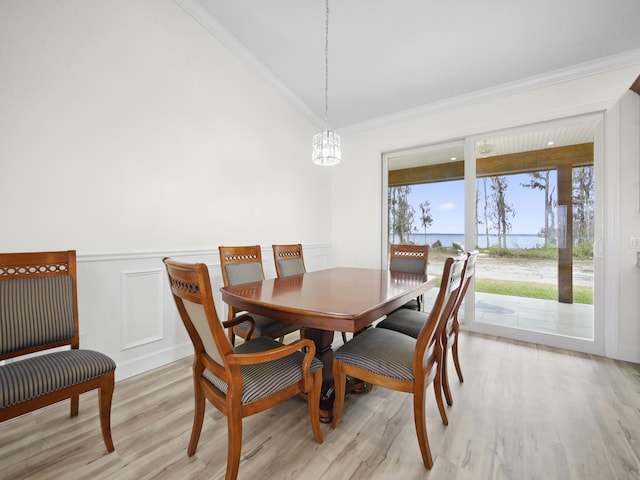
(324, 0), (330, 128)
(311, 0), (340, 166)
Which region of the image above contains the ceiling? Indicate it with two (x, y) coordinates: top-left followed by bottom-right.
(178, 0), (640, 132)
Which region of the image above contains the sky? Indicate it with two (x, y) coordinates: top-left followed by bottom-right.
(407, 172), (556, 235)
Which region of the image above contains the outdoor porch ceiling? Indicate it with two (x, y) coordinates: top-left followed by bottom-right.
(388, 142), (594, 187)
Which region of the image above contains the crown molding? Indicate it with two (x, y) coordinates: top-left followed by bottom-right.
(174, 0), (324, 127)
(341, 48), (640, 135)
(175, 0), (640, 136)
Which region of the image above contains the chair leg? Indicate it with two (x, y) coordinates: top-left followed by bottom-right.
(331, 361), (346, 429)
(187, 380), (206, 456)
(452, 328), (464, 383)
(308, 370), (323, 443)
(441, 355), (453, 406)
(413, 387), (434, 469)
(228, 328), (236, 347)
(441, 343), (453, 406)
(226, 408), (243, 480)
(70, 395), (79, 417)
(433, 363), (448, 426)
(98, 373), (115, 453)
(341, 332), (348, 344)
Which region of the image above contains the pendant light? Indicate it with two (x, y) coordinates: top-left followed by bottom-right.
(312, 0), (341, 165)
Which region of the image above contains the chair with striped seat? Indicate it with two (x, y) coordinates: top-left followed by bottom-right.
(377, 251), (477, 406)
(0, 250), (116, 454)
(331, 254), (466, 469)
(440, 250), (477, 404)
(163, 258), (323, 480)
(220, 245), (301, 346)
(389, 244), (429, 311)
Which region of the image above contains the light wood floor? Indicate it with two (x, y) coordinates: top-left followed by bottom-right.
(2, 331), (640, 480)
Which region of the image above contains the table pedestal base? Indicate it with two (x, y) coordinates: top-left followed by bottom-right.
(302, 328), (335, 423)
(302, 327), (370, 423)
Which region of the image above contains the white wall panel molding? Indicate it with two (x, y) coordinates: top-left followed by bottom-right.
(121, 269), (164, 351)
(78, 249), (217, 263)
(76, 244), (332, 382)
(77, 244), (332, 265)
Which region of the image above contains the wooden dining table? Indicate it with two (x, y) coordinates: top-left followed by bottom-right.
(220, 267), (436, 422)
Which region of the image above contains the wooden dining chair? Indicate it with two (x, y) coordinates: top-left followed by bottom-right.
(272, 243), (349, 345)
(440, 250), (478, 404)
(331, 254), (466, 469)
(0, 250), (116, 454)
(219, 245), (301, 345)
(163, 258), (323, 480)
(272, 244), (306, 277)
(377, 251), (477, 406)
(389, 244), (429, 311)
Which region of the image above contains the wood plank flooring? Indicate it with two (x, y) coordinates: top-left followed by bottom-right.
(2, 331), (640, 480)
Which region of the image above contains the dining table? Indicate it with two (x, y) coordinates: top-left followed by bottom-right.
(220, 267), (436, 422)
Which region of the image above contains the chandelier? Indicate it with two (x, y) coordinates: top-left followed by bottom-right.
(312, 0), (341, 166)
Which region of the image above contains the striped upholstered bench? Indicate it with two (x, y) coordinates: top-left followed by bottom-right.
(0, 250), (116, 453)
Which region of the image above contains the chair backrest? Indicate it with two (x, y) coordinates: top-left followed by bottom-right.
(163, 258), (232, 378)
(219, 245), (266, 320)
(0, 250), (79, 360)
(455, 250), (478, 311)
(443, 250), (478, 339)
(389, 244), (429, 275)
(219, 245), (266, 287)
(272, 244), (306, 278)
(413, 254), (467, 374)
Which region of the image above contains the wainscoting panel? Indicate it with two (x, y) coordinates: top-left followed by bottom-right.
(76, 244), (332, 381)
(120, 269), (164, 350)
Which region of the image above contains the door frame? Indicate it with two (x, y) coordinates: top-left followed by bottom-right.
(382, 112), (606, 356)
(462, 113), (605, 355)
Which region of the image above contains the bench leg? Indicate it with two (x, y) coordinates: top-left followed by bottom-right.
(70, 395), (79, 417)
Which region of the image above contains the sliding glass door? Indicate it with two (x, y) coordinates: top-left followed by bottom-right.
(384, 114), (604, 354)
(471, 126), (595, 338)
(386, 141), (464, 278)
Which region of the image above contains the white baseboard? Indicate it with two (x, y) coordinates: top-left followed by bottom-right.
(115, 342), (193, 382)
(608, 345), (640, 365)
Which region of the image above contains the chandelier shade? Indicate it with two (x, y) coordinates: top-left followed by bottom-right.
(312, 130), (341, 166)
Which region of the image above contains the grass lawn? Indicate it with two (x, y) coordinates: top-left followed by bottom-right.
(475, 278), (593, 305)
(431, 275), (593, 304)
(427, 246), (594, 305)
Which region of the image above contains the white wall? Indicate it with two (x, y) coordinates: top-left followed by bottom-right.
(0, 0), (334, 378)
(0, 0), (332, 253)
(335, 66), (640, 362)
(2, 0), (639, 373)
(612, 91), (640, 361)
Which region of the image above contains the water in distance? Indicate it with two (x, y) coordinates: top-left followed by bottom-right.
(392, 233), (546, 250)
